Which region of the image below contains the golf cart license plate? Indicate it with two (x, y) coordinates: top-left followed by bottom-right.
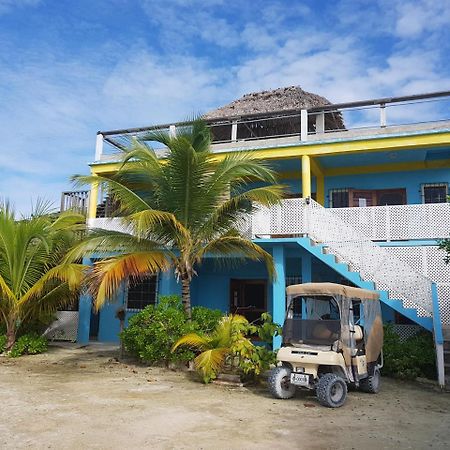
(290, 373), (309, 386)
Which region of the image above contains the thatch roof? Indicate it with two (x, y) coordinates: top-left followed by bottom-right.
(204, 86), (345, 139)
(204, 86), (339, 120)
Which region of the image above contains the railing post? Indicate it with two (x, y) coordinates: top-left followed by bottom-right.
(315, 111), (325, 134)
(231, 120), (238, 142)
(95, 133), (104, 161)
(300, 109), (308, 141)
(380, 103), (386, 128)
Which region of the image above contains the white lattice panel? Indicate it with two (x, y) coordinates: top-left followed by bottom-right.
(392, 324), (422, 341)
(333, 203), (450, 241)
(437, 284), (450, 325)
(44, 311), (79, 341)
(384, 246), (450, 324)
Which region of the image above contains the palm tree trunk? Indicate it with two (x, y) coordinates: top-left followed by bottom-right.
(181, 276), (192, 319)
(5, 321), (16, 352)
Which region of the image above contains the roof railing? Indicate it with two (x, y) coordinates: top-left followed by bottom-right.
(95, 90), (450, 160)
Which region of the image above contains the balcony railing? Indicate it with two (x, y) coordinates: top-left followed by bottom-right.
(95, 90), (450, 160)
(87, 201), (450, 242)
(252, 200), (450, 241)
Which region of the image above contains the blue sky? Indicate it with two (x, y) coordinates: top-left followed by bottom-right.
(0, 0), (449, 213)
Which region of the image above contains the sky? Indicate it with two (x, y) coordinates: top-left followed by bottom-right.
(0, 0), (450, 214)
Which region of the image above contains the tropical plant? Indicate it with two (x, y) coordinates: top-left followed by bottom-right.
(382, 324), (436, 380)
(172, 314), (250, 383)
(8, 333), (48, 357)
(0, 201), (85, 351)
(172, 313), (280, 383)
(120, 295), (223, 366)
(70, 119), (284, 316)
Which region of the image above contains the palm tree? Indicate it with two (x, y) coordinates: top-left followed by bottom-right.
(71, 119), (284, 316)
(172, 314), (250, 383)
(0, 201), (86, 351)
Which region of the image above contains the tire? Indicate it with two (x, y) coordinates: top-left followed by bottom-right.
(316, 373), (348, 408)
(360, 368), (381, 394)
(268, 366), (296, 399)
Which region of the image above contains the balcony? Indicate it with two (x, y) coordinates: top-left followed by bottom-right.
(94, 91), (450, 162)
(84, 200), (450, 242)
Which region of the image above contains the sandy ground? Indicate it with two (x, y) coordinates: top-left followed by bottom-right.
(0, 344), (449, 450)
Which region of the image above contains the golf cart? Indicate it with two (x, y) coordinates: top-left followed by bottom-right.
(268, 283), (383, 408)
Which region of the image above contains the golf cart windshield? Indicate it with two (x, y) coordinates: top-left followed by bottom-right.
(283, 296), (341, 346)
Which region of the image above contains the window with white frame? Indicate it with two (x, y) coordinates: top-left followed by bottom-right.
(126, 275), (158, 310)
(421, 183), (448, 204)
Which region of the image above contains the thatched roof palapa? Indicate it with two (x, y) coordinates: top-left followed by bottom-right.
(203, 86), (344, 142)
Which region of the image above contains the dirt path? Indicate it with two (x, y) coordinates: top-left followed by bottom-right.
(0, 344), (449, 450)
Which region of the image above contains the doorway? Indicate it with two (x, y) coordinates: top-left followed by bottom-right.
(349, 188), (406, 207)
(230, 279), (267, 323)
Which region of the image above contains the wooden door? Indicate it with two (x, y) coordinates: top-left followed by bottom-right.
(230, 279), (267, 323)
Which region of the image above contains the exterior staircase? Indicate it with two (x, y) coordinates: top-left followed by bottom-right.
(253, 198), (445, 387)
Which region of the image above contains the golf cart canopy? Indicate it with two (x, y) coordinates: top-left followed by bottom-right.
(286, 282), (379, 301)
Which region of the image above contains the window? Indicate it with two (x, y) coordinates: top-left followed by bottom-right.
(421, 183), (448, 204)
(329, 189), (349, 208)
(126, 275), (158, 310)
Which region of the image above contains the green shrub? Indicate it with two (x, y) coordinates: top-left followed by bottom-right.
(383, 324), (436, 380)
(121, 295), (224, 366)
(191, 306), (223, 334)
(0, 335), (6, 353)
(9, 333), (48, 358)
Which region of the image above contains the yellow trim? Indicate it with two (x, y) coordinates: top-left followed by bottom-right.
(310, 157), (324, 176)
(90, 132), (450, 171)
(88, 181), (99, 220)
(325, 158), (450, 176)
(316, 174), (325, 205)
(302, 155), (311, 198)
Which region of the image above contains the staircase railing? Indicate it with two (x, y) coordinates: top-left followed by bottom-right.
(252, 198), (433, 317)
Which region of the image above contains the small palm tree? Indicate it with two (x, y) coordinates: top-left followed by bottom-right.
(172, 314), (250, 383)
(71, 119), (284, 316)
(0, 201), (86, 351)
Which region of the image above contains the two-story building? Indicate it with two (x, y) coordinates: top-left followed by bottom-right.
(59, 86), (450, 388)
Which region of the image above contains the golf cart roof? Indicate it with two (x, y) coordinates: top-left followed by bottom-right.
(286, 282), (379, 301)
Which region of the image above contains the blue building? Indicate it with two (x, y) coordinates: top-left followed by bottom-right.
(61, 86), (450, 387)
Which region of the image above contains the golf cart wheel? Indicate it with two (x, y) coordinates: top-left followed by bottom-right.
(360, 367), (381, 394)
(268, 366), (296, 399)
(316, 373), (347, 408)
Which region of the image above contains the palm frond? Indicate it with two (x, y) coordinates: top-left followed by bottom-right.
(194, 347), (229, 382)
(89, 252), (170, 310)
(172, 333), (209, 352)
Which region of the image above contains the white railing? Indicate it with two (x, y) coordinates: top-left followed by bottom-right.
(89, 200), (437, 316)
(253, 198), (433, 317)
(332, 203), (450, 241)
(252, 200), (450, 241)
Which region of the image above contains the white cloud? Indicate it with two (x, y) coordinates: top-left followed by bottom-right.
(1, 0), (450, 214)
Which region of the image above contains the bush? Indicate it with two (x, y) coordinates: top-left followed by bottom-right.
(120, 295), (224, 366)
(9, 333), (48, 358)
(0, 334), (6, 353)
(383, 324), (436, 380)
(191, 306), (223, 334)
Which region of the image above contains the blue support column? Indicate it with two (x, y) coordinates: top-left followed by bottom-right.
(77, 257), (93, 344)
(272, 245), (285, 349)
(301, 253), (312, 317)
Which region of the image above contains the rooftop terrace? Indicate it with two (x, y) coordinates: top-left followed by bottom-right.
(94, 89), (450, 163)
